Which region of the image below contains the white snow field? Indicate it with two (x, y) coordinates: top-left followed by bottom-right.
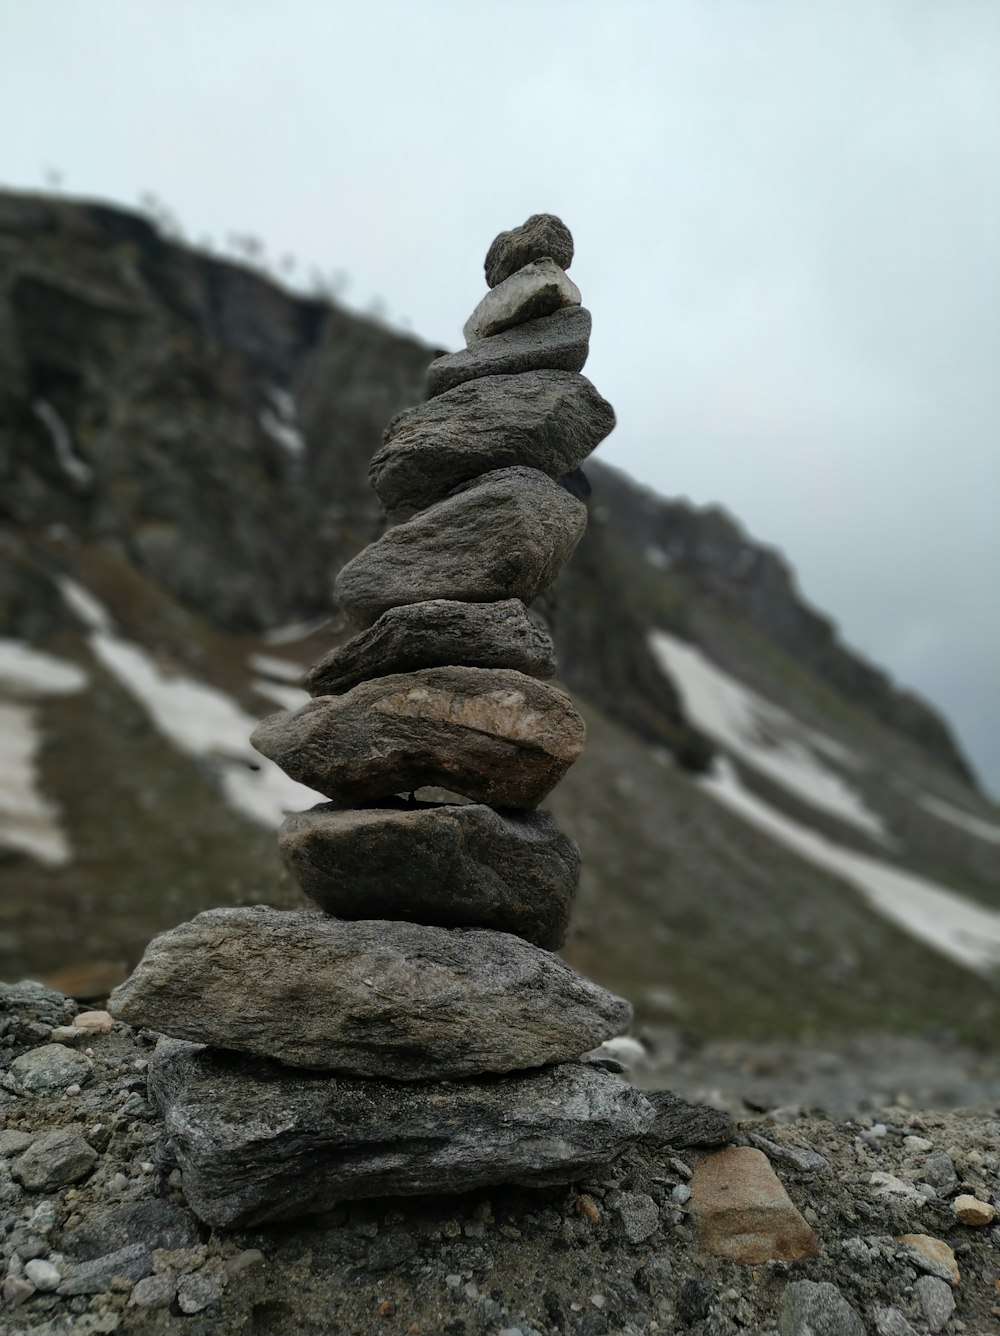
(651, 630), (886, 839)
(58, 579), (323, 828)
(0, 640), (88, 866)
(702, 759), (1000, 973)
(920, 794), (1000, 846)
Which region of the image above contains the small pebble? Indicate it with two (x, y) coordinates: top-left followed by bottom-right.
(177, 1270), (224, 1314)
(591, 1294), (605, 1308)
(50, 1026), (83, 1045)
(130, 1274), (176, 1309)
(73, 1010), (114, 1035)
(24, 1258), (61, 1291)
(952, 1193), (996, 1226)
(672, 1184), (692, 1205)
(904, 1135), (934, 1152)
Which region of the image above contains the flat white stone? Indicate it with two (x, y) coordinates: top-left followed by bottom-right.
(463, 259), (581, 345)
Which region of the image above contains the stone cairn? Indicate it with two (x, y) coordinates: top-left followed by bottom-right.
(109, 215), (665, 1230)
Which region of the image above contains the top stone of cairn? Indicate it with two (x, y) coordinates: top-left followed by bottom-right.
(484, 213), (574, 288)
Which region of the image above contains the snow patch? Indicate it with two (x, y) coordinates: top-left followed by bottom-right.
(259, 386), (305, 457)
(0, 641), (88, 866)
(253, 678), (311, 712)
(651, 630), (885, 839)
(32, 399), (93, 487)
(56, 583), (323, 828)
(262, 616), (330, 646)
(57, 576), (115, 636)
(702, 757), (1000, 973)
(920, 795), (1000, 846)
(249, 653), (306, 683)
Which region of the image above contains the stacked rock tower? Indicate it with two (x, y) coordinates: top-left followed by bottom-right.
(110, 215), (656, 1230)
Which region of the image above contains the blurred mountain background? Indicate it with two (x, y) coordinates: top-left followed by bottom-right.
(2, 192), (998, 1105)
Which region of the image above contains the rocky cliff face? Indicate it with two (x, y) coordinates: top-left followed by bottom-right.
(2, 191), (997, 1049)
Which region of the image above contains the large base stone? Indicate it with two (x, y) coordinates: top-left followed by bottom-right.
(109, 907), (630, 1078)
(149, 1039), (654, 1228)
(279, 800), (579, 948)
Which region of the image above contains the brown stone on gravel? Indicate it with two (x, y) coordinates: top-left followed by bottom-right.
(279, 800), (579, 948)
(371, 370), (614, 517)
(109, 907), (631, 1079)
(485, 214), (574, 287)
(335, 467), (586, 630)
(896, 1234), (960, 1284)
(427, 307), (591, 398)
(253, 665), (585, 809)
(304, 599), (556, 696)
(952, 1193), (996, 1226)
(464, 259), (581, 345)
(689, 1147), (820, 1263)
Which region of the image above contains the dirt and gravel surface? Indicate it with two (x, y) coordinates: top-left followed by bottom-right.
(3, 981), (1000, 1336)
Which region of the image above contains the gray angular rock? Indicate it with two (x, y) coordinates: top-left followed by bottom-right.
(485, 214), (574, 287)
(613, 1191), (660, 1244)
(253, 666), (585, 809)
(779, 1281), (865, 1336)
(6, 1043), (92, 1095)
(58, 1244), (153, 1296)
(278, 800), (579, 948)
(464, 259), (581, 344)
(111, 908), (629, 1078)
(427, 307), (591, 398)
(335, 467), (586, 629)
(12, 1129), (98, 1191)
(304, 599), (556, 696)
(149, 1038), (654, 1228)
(914, 1275), (955, 1333)
(644, 1091), (736, 1148)
(371, 370), (614, 517)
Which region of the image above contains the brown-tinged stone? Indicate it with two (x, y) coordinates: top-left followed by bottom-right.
(334, 467), (586, 630)
(278, 800), (578, 948)
(252, 666), (585, 809)
(952, 1193), (996, 1226)
(689, 1147), (820, 1263)
(895, 1234), (960, 1284)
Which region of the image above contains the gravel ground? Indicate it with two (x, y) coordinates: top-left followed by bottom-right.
(3, 982), (1000, 1336)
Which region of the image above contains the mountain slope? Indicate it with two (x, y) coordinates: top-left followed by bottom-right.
(1, 190), (998, 1047)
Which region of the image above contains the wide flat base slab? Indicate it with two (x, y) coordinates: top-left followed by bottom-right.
(149, 1040), (655, 1229)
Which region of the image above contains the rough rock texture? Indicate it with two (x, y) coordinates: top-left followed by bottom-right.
(11, 1129), (98, 1191)
(5, 1044), (92, 1095)
(109, 907), (631, 1078)
(148, 1039), (654, 1228)
(427, 306), (591, 397)
(371, 370), (615, 516)
(304, 598), (556, 696)
(335, 466), (587, 629)
(779, 1280), (865, 1336)
(464, 259), (581, 344)
(645, 1090), (738, 1148)
(278, 800), (579, 948)
(484, 214), (574, 287)
(689, 1147), (820, 1263)
(253, 665), (585, 808)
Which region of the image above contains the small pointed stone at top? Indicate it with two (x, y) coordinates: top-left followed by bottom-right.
(485, 214), (574, 288)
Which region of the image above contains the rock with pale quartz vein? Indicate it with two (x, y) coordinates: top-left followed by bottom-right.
(464, 259), (581, 344)
(252, 665), (585, 808)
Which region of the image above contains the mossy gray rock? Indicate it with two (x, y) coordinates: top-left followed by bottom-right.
(371, 370), (614, 516)
(110, 907), (631, 1078)
(279, 800), (579, 948)
(252, 665), (585, 808)
(484, 213), (574, 287)
(148, 1038), (652, 1228)
(304, 598), (556, 696)
(334, 467), (586, 630)
(426, 306), (591, 397)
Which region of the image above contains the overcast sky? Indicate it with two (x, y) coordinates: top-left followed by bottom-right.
(3, 0), (999, 794)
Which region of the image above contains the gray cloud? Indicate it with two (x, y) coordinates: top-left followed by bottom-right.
(2, 0), (998, 790)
